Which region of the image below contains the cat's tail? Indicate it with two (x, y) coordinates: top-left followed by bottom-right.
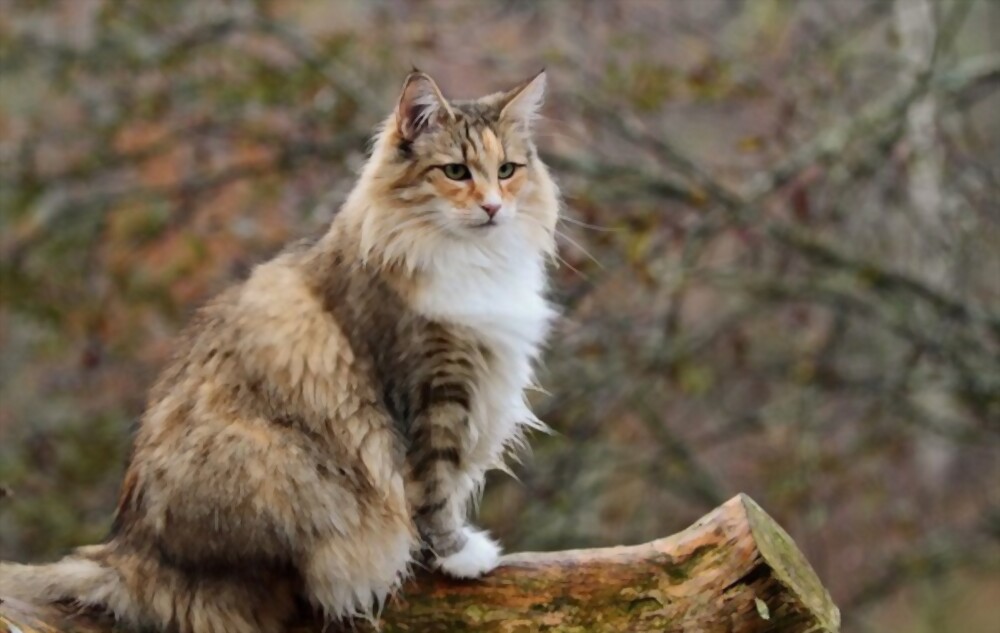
(0, 543), (137, 619)
(0, 542), (298, 633)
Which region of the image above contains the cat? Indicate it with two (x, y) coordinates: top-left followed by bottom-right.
(0, 69), (559, 632)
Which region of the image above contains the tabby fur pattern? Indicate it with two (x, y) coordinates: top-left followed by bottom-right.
(0, 69), (559, 632)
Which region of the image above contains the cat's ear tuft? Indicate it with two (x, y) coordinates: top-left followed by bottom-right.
(500, 70), (546, 124)
(396, 71), (453, 141)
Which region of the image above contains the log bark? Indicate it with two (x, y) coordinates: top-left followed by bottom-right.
(0, 494), (840, 632)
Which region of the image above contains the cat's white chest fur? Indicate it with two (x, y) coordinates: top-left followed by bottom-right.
(413, 237), (555, 465)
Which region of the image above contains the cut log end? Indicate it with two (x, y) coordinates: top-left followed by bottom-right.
(0, 494), (840, 633)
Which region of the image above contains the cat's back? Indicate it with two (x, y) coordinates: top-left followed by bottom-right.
(141, 238), (371, 439)
(125, 238), (397, 541)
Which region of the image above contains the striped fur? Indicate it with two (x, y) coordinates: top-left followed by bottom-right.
(0, 70), (559, 632)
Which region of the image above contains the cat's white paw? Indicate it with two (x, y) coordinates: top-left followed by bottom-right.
(436, 527), (501, 579)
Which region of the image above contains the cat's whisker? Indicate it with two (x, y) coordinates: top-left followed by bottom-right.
(553, 228), (604, 270)
(550, 250), (589, 280)
(558, 215), (620, 233)
(524, 215), (605, 270)
(513, 214), (594, 278)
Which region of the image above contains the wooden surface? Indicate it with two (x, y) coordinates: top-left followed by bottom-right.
(0, 494), (840, 633)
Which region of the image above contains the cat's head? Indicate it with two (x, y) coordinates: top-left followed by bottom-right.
(355, 70), (559, 272)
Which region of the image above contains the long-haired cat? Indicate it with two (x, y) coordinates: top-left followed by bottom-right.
(0, 69), (559, 632)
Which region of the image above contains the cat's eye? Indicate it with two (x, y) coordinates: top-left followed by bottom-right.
(498, 162), (518, 179)
(442, 163), (471, 180)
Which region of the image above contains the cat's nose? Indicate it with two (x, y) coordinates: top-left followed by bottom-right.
(480, 203), (501, 219)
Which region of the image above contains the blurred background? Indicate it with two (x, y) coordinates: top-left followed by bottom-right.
(1, 1), (998, 630)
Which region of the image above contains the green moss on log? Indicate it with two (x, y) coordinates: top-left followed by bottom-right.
(1, 495), (840, 633)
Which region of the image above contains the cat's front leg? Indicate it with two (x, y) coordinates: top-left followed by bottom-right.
(408, 381), (501, 578)
(433, 524), (501, 579)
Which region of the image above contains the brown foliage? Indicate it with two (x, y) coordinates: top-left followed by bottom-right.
(2, 1), (998, 630)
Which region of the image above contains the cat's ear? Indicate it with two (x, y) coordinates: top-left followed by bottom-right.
(395, 71), (454, 141)
(499, 70), (546, 124)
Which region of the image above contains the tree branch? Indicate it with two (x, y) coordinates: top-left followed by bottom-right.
(0, 494), (839, 633)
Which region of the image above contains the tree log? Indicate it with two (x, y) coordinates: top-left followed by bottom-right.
(0, 494), (840, 632)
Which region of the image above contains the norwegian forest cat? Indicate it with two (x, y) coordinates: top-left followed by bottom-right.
(0, 69), (559, 632)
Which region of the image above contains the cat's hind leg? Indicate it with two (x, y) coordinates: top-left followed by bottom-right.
(299, 426), (417, 620)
